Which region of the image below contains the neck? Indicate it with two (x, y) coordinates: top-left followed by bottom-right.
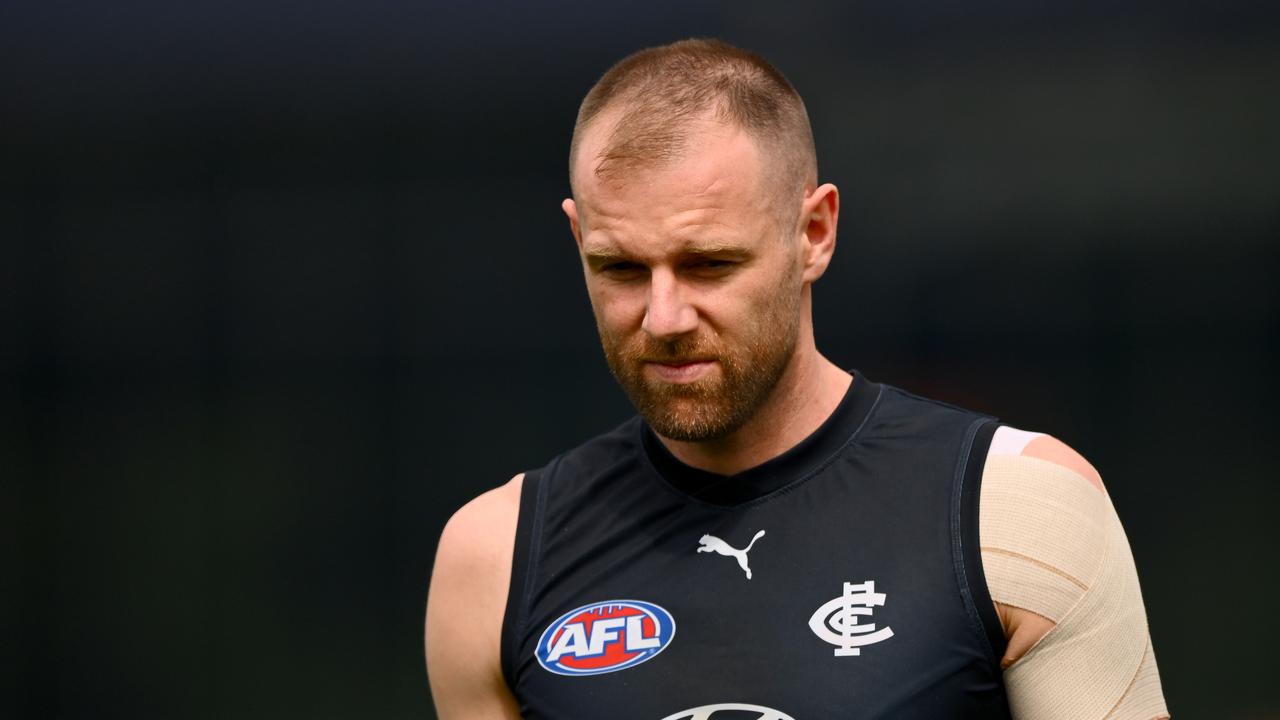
(655, 339), (852, 476)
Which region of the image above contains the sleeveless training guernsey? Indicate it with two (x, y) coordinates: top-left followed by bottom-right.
(501, 372), (1012, 719)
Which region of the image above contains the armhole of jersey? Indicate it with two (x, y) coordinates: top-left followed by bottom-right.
(953, 417), (1008, 669)
(499, 462), (550, 691)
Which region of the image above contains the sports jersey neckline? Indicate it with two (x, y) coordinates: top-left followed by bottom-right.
(638, 370), (882, 506)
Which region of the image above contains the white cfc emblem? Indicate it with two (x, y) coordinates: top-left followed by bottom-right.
(808, 580), (895, 656)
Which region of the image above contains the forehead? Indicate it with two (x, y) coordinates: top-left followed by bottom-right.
(574, 120), (773, 252)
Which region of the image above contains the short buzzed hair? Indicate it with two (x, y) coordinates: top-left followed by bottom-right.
(569, 39), (818, 229)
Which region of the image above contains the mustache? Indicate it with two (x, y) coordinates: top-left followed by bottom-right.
(621, 337), (718, 364)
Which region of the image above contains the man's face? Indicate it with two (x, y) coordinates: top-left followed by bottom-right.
(565, 121), (805, 441)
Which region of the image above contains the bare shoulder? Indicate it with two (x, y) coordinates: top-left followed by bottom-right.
(437, 472), (525, 564)
(425, 474), (525, 719)
(428, 471), (524, 628)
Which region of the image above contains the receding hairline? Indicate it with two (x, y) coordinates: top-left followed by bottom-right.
(570, 104), (800, 193)
(566, 39), (818, 218)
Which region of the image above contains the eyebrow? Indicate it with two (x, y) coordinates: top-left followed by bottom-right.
(582, 241), (751, 265)
(582, 245), (630, 264)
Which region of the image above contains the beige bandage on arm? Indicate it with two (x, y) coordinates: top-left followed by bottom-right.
(981, 428), (1169, 719)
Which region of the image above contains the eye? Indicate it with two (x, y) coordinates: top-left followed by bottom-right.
(685, 258), (737, 276)
(599, 261), (646, 279)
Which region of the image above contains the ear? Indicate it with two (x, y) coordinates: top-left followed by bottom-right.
(797, 183), (838, 284)
(562, 198), (584, 250)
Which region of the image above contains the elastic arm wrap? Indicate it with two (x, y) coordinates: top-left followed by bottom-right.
(981, 428), (1168, 719)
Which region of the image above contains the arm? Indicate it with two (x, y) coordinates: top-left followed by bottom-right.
(425, 474), (525, 720)
(980, 429), (1169, 719)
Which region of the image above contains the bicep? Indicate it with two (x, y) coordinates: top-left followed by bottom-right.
(425, 475), (524, 720)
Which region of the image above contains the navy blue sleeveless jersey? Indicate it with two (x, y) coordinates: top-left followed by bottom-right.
(501, 373), (1012, 719)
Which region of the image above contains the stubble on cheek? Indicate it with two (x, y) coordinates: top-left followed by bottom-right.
(592, 281), (800, 442)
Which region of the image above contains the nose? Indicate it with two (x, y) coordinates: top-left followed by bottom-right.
(641, 268), (698, 340)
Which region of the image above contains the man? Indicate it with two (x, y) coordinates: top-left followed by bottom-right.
(426, 39), (1169, 719)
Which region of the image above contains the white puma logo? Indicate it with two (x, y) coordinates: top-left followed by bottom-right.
(697, 530), (767, 580)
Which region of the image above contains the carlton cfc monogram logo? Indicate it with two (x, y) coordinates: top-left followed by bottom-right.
(808, 580), (895, 656)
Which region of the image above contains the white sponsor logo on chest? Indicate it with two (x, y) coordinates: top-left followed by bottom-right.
(696, 529), (766, 579)
(660, 703), (795, 720)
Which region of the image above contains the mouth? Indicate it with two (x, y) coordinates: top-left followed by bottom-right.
(643, 358), (716, 384)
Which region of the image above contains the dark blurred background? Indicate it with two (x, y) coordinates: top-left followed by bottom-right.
(4, 1), (1278, 718)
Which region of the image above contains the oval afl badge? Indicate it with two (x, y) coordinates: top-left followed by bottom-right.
(535, 599), (676, 676)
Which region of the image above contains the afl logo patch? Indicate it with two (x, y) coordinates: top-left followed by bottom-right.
(536, 600), (675, 676)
